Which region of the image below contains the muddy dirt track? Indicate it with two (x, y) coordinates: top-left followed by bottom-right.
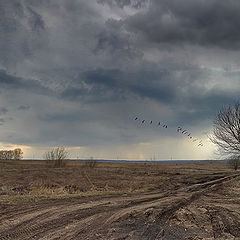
(1, 172), (240, 240)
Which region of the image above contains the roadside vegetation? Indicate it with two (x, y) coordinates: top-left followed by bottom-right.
(0, 160), (233, 204)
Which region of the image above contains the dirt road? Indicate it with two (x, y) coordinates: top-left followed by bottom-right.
(1, 172), (240, 240)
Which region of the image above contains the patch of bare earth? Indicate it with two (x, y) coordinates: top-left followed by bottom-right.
(0, 161), (240, 239)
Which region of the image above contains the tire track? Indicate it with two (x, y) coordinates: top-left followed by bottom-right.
(0, 173), (239, 240)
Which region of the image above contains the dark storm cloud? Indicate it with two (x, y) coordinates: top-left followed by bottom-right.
(0, 1), (45, 32)
(17, 105), (31, 111)
(0, 70), (51, 95)
(190, 90), (238, 112)
(96, 24), (129, 53)
(39, 111), (95, 123)
(97, 0), (149, 9)
(126, 0), (240, 48)
(176, 90), (239, 126)
(0, 108), (8, 126)
(0, 118), (5, 126)
(62, 67), (178, 103)
(60, 61), (236, 127)
(0, 107), (8, 115)
(0, 0), (239, 155)
(0, 1), (47, 70)
(94, 19), (143, 62)
(27, 6), (45, 31)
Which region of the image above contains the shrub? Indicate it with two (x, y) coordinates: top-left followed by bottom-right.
(228, 156), (240, 171)
(44, 147), (69, 167)
(84, 157), (97, 169)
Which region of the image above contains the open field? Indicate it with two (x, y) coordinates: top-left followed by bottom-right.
(1, 160), (240, 239)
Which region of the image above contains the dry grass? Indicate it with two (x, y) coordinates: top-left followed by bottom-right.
(223, 176), (240, 197)
(0, 160), (232, 203)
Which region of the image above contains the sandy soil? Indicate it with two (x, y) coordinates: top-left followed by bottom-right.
(0, 162), (240, 239)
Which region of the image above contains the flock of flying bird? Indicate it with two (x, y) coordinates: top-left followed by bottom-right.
(134, 117), (204, 147)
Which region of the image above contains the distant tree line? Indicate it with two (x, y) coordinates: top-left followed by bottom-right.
(0, 148), (23, 160)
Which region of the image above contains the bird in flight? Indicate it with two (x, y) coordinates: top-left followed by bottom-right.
(177, 127), (182, 132)
(132, 115), (204, 148)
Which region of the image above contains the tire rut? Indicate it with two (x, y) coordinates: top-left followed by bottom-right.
(0, 173), (239, 240)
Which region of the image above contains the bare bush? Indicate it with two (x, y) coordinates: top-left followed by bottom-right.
(84, 157), (97, 169)
(44, 147), (69, 167)
(228, 156), (240, 171)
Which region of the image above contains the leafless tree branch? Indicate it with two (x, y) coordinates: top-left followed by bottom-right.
(210, 103), (240, 170)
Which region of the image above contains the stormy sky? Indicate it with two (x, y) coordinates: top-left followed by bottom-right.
(1, 0), (240, 160)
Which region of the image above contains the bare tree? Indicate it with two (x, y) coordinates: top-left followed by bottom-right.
(0, 149), (23, 160)
(210, 103), (240, 170)
(13, 148), (23, 160)
(44, 147), (69, 167)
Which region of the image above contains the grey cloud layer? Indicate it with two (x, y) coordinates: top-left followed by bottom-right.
(0, 70), (51, 95)
(97, 0), (149, 9)
(0, 0), (46, 67)
(0, 0), (239, 150)
(62, 67), (178, 103)
(126, 0), (240, 48)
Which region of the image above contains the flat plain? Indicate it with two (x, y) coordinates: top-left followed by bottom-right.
(0, 160), (240, 240)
